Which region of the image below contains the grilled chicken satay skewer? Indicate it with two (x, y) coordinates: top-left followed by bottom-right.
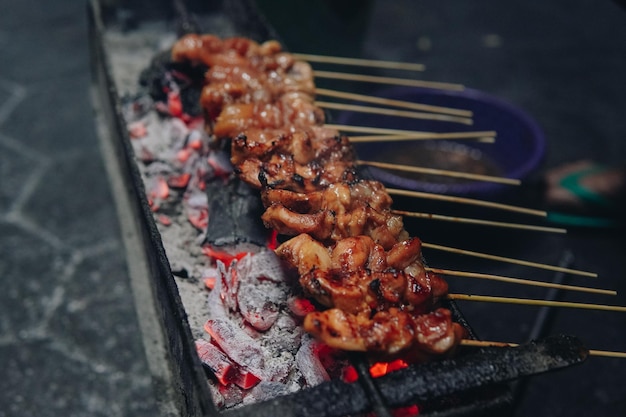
(448, 294), (625, 312)
(317, 101), (472, 125)
(394, 210), (564, 233)
(314, 70), (464, 91)
(428, 268), (614, 296)
(358, 160), (520, 185)
(387, 188), (545, 217)
(315, 87), (471, 117)
(460, 339), (626, 359)
(423, 242), (597, 277)
(326, 123), (496, 141)
(293, 53), (426, 72)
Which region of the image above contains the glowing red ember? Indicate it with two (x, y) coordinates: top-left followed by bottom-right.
(201, 245), (249, 265)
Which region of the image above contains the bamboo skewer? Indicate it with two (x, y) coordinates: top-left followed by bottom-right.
(386, 188), (546, 217)
(314, 70), (465, 91)
(315, 87), (471, 117)
(424, 242), (597, 277)
(588, 349), (626, 359)
(448, 294), (624, 311)
(459, 340), (626, 359)
(428, 268), (614, 295)
(360, 160), (519, 185)
(349, 134), (495, 143)
(325, 123), (496, 139)
(293, 53), (427, 72)
(394, 210), (565, 233)
(317, 101), (473, 125)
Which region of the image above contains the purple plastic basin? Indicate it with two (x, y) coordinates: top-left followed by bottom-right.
(338, 87), (545, 196)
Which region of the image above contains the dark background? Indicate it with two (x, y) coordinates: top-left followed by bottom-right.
(1, 0), (625, 416)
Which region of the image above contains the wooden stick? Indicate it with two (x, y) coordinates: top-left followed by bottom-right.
(448, 294), (624, 311)
(293, 53), (426, 72)
(317, 101), (473, 125)
(325, 123), (496, 139)
(314, 70), (464, 91)
(315, 87), (471, 117)
(460, 340), (626, 358)
(424, 242), (597, 277)
(395, 210), (564, 233)
(428, 268), (614, 295)
(386, 188), (546, 217)
(588, 349), (626, 359)
(349, 134), (495, 143)
(360, 161), (519, 185)
(461, 339), (517, 348)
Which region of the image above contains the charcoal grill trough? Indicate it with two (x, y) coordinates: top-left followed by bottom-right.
(88, 1), (590, 416)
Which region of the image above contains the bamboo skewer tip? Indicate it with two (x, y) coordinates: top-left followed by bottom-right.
(460, 339), (626, 359)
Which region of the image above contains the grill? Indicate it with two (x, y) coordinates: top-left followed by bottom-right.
(88, 1), (590, 416)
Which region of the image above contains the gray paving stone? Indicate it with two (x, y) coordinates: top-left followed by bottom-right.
(47, 248), (154, 377)
(20, 151), (121, 249)
(0, 1), (88, 84)
(0, 141), (40, 215)
(1, 73), (98, 157)
(0, 339), (156, 417)
(0, 222), (72, 340)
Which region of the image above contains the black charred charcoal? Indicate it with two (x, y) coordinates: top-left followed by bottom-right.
(378, 334), (587, 407)
(138, 49), (207, 117)
(221, 335), (587, 417)
(204, 176), (270, 248)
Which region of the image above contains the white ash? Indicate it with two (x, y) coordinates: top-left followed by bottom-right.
(207, 253), (305, 384)
(242, 382), (297, 406)
(104, 23), (338, 409)
(218, 384), (244, 409)
(296, 334), (331, 387)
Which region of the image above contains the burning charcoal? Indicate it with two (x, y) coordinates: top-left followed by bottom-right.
(242, 382), (293, 405)
(138, 51), (206, 117)
(197, 339), (262, 390)
(207, 150), (234, 177)
(186, 129), (205, 151)
(264, 314), (302, 354)
(216, 261), (239, 312)
(204, 318), (267, 380)
(196, 339), (236, 386)
(157, 214), (172, 226)
(205, 276), (269, 380)
(168, 117), (189, 146)
(239, 250), (289, 284)
(231, 368), (261, 390)
(238, 293), (279, 332)
(287, 296), (316, 317)
(218, 383), (244, 409)
(295, 334), (330, 387)
(167, 173), (191, 189)
(128, 120), (148, 138)
(236, 251), (289, 331)
(185, 189), (208, 209)
(121, 93), (153, 123)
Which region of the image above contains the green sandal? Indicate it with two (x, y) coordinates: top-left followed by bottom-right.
(546, 165), (622, 228)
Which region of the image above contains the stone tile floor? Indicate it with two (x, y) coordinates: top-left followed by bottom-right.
(0, 1), (158, 416)
(1, 1), (626, 416)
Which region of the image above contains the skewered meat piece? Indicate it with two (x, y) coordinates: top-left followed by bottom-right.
(172, 35), (285, 70)
(211, 94), (324, 139)
(233, 128), (358, 193)
(278, 234), (463, 356)
(303, 307), (466, 357)
(173, 34), (318, 138)
(261, 180), (408, 249)
(276, 234), (448, 315)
